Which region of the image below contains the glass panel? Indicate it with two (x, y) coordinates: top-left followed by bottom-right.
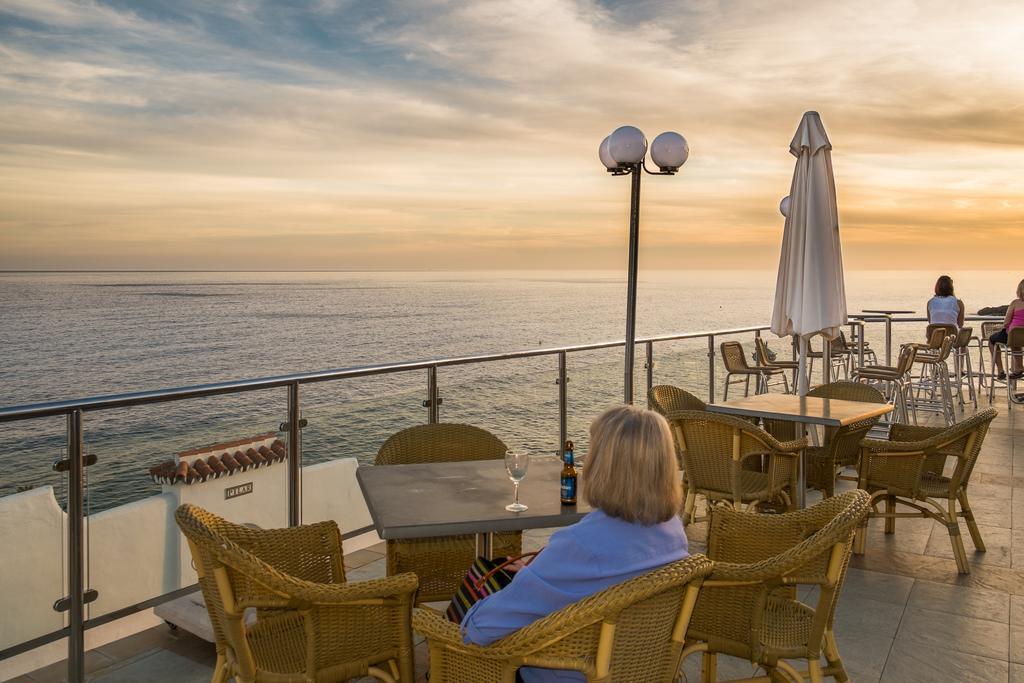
(82, 389), (284, 622)
(0, 415), (69, 651)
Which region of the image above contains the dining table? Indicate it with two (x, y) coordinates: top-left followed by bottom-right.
(707, 392), (893, 507)
(356, 456), (590, 560)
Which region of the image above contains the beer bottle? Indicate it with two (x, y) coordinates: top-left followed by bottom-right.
(560, 440), (577, 505)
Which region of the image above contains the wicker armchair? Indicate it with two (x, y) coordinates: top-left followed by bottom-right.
(375, 423), (522, 602)
(175, 504), (417, 683)
(682, 490), (871, 683)
(803, 382), (885, 497)
(673, 411), (805, 523)
(853, 407), (998, 574)
(413, 555), (713, 683)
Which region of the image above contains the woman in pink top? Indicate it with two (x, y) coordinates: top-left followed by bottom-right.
(989, 278), (1024, 379)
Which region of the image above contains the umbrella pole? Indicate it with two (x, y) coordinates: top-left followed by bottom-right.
(623, 165), (642, 404)
(798, 336), (809, 396)
(796, 334), (809, 508)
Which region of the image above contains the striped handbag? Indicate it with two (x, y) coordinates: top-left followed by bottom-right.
(445, 552), (539, 624)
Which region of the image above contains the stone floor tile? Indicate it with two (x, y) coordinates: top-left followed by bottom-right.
(896, 605), (1010, 660)
(344, 547), (386, 570)
(841, 567), (915, 606)
(907, 578), (1010, 622)
(881, 640), (1008, 683)
(1011, 662), (1024, 683)
(22, 649), (115, 683)
(835, 594), (906, 640)
(346, 558), (387, 582)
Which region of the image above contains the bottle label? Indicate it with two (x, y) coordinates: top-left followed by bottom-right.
(564, 450), (574, 466)
(560, 476), (576, 503)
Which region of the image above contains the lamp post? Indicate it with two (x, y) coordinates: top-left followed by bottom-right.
(600, 126), (689, 403)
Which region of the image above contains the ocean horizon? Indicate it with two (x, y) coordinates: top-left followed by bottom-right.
(1, 269), (1019, 510)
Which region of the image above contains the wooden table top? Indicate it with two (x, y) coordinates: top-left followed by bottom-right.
(707, 393), (893, 426)
(356, 457), (590, 540)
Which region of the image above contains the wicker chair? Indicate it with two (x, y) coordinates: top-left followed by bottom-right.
(413, 555), (713, 683)
(375, 423), (522, 603)
(721, 341), (784, 400)
(853, 408), (998, 574)
(754, 337), (797, 394)
(175, 504), (417, 683)
(673, 411), (806, 523)
(649, 385), (707, 470)
(803, 382), (884, 498)
(682, 489), (871, 683)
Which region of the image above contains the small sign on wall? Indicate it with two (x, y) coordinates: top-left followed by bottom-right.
(225, 482), (253, 500)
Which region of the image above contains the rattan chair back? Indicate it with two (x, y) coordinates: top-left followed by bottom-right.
(805, 381), (884, 456)
(925, 324), (957, 347)
(720, 341), (755, 373)
(376, 423), (507, 465)
(673, 411), (801, 507)
(648, 384), (706, 417)
(688, 490), (870, 668)
(414, 554), (713, 683)
(955, 327), (974, 349)
(894, 344), (918, 375)
(982, 321), (1003, 339)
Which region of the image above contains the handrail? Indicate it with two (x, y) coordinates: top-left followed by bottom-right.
(0, 324), (772, 422)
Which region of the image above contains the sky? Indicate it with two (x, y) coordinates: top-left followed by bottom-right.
(1, 0), (1023, 271)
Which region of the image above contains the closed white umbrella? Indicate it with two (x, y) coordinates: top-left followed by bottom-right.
(770, 111), (847, 395)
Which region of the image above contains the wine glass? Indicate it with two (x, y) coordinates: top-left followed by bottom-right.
(504, 449), (529, 512)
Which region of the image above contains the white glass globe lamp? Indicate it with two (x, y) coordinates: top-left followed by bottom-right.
(599, 136), (617, 170)
(650, 132), (689, 172)
(780, 195), (791, 218)
(608, 126), (647, 165)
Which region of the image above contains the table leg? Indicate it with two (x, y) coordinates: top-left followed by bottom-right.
(475, 532), (494, 559)
(795, 421), (807, 509)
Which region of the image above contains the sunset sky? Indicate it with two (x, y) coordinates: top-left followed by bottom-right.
(1, 0), (1023, 270)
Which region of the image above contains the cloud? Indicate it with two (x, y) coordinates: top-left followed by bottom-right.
(1, 0), (1023, 269)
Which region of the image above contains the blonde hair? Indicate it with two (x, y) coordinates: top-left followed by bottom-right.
(583, 405), (682, 525)
(1017, 279), (1024, 301)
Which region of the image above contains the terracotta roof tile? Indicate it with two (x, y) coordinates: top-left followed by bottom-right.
(149, 435), (289, 485)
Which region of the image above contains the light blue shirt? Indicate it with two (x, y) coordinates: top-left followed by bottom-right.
(461, 509), (688, 683)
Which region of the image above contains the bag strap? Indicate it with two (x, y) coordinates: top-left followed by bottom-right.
(473, 551), (540, 590)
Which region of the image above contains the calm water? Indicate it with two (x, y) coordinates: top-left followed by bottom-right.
(0, 269), (1018, 510)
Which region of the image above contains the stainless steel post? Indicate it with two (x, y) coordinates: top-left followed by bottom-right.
(885, 314), (893, 366)
(623, 165), (642, 404)
(66, 410), (85, 683)
(707, 335), (716, 403)
(645, 341), (654, 400)
(287, 382), (301, 527)
(557, 351), (567, 453)
(426, 366), (439, 424)
(855, 320), (865, 370)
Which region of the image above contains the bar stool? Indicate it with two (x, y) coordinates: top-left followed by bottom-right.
(846, 327), (878, 366)
(978, 321), (1003, 393)
(907, 334), (956, 425)
(951, 327), (978, 409)
(754, 337), (796, 394)
(721, 341), (784, 400)
(853, 345), (917, 423)
(989, 327), (1024, 410)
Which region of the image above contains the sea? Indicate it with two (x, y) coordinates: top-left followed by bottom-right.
(0, 269), (1018, 512)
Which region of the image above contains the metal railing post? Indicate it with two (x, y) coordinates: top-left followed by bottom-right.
(557, 351), (567, 453)
(66, 409), (85, 683)
(885, 314), (893, 366)
(286, 382), (301, 527)
(426, 366), (439, 424)
(707, 335), (716, 403)
(645, 341), (654, 401)
(855, 320), (865, 370)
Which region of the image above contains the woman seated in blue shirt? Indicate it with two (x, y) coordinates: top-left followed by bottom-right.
(461, 404), (688, 683)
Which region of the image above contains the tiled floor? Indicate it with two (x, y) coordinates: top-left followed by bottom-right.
(17, 400), (1022, 682)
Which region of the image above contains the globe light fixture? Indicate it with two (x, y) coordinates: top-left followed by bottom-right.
(598, 124), (689, 403)
(650, 132), (689, 171)
(599, 136), (617, 171)
(780, 195), (791, 218)
(608, 125), (648, 165)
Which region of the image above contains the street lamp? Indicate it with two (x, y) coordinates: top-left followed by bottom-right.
(600, 125), (689, 404)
